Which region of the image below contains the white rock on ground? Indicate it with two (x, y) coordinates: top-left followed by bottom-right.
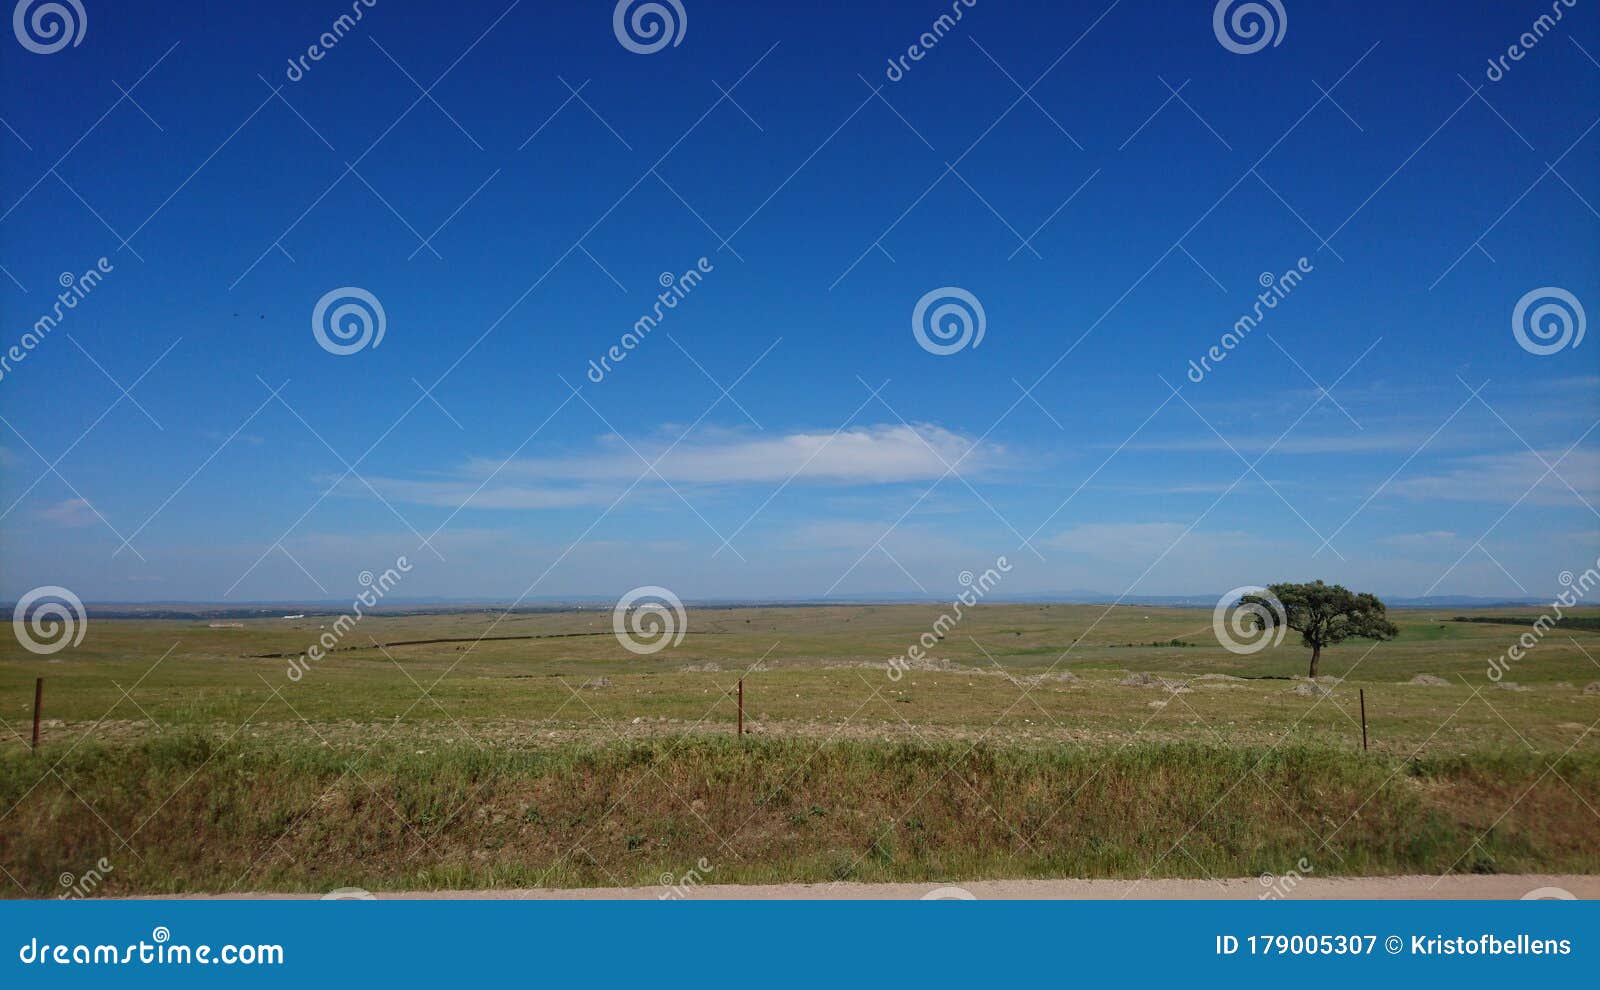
(1408, 674), (1450, 686)
(1291, 681), (1334, 698)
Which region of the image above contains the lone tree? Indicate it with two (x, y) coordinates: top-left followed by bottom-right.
(1243, 581), (1398, 679)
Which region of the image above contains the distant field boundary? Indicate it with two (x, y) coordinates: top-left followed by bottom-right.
(1452, 615), (1600, 632)
(246, 631), (709, 659)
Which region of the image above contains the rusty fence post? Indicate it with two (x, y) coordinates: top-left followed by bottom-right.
(1359, 688), (1368, 752)
(32, 677), (43, 753)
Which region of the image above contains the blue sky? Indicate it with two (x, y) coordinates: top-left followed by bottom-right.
(2, 0), (1597, 603)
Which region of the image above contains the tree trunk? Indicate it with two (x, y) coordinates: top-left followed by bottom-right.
(1308, 643), (1321, 680)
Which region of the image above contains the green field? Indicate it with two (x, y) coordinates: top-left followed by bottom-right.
(2, 604), (1597, 895)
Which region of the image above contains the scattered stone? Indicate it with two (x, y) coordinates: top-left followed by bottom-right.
(1021, 671), (1081, 687)
(681, 662), (721, 672)
(1585, 682), (1600, 695)
(630, 717), (644, 725)
(1408, 674), (1451, 687)
(1291, 681), (1333, 698)
(1118, 671), (1192, 692)
(1195, 673), (1245, 682)
(898, 656), (958, 673)
(1147, 699), (1169, 709)
(1494, 681), (1531, 692)
(580, 677), (612, 690)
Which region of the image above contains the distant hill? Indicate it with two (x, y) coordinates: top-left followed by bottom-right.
(26, 592), (1558, 620)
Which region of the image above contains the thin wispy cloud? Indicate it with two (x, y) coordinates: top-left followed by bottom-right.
(359, 424), (1002, 510)
(36, 498), (98, 528)
(1049, 522), (1260, 559)
(1123, 430), (1477, 456)
(1390, 451), (1600, 506)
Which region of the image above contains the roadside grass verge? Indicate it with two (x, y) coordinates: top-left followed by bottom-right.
(2, 736), (1596, 896)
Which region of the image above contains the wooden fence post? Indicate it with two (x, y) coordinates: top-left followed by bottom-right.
(737, 678), (744, 739)
(32, 677), (43, 753)
(1359, 688), (1368, 752)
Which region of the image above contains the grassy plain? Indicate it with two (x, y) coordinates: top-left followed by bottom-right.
(1, 604), (1597, 895)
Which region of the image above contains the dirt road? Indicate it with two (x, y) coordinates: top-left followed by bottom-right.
(195, 875), (1596, 900)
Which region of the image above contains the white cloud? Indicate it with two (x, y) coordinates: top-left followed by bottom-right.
(353, 480), (619, 511)
(473, 424), (991, 484)
(1390, 450), (1600, 506)
(1124, 430), (1466, 456)
(36, 498), (97, 527)
(364, 424), (999, 510)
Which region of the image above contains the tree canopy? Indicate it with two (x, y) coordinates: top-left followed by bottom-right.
(1243, 580), (1399, 678)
